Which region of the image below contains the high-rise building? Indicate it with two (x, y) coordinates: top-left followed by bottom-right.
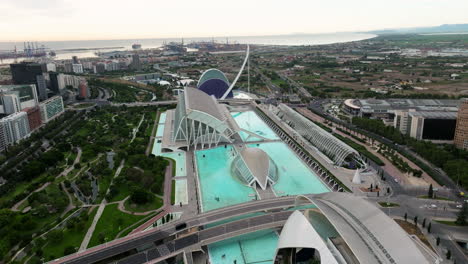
(39, 96), (64, 123)
(72, 56), (79, 64)
(0, 93), (20, 114)
(78, 80), (89, 98)
(94, 63), (106, 74)
(35, 74), (47, 100)
(10, 62), (47, 101)
(22, 106), (42, 131)
(49, 72), (66, 94)
(72, 64), (84, 74)
(454, 98), (468, 150)
(0, 122), (6, 152)
(0, 111), (30, 146)
(63, 75), (84, 89)
(131, 54), (142, 71)
(0, 85), (39, 114)
(64, 63), (73, 73)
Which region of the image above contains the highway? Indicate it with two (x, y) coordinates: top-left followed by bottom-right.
(49, 197), (298, 264)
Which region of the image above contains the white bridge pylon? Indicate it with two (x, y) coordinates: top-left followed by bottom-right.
(220, 45), (250, 100)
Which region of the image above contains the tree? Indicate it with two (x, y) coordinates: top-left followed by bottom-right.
(436, 237), (440, 246)
(446, 249), (451, 260)
(422, 218), (426, 228)
(404, 213), (407, 222)
(64, 246), (76, 255)
(455, 201), (467, 226)
(428, 184), (433, 199)
(48, 229), (63, 244)
(427, 222), (432, 233)
(413, 216), (418, 226)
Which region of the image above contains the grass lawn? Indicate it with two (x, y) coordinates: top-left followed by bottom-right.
(418, 195), (454, 201)
(435, 220), (466, 226)
(42, 207), (97, 261)
(124, 196), (163, 213)
(88, 204), (147, 247)
(378, 202), (400, 208)
(73, 103), (96, 109)
(171, 180), (176, 205)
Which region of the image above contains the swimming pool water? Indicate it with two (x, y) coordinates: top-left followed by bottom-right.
(249, 142), (329, 195)
(231, 111), (279, 140)
(208, 229), (278, 264)
(195, 146), (256, 212)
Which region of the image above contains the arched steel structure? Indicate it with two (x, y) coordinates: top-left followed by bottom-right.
(220, 45), (250, 99)
(173, 87), (238, 149)
(274, 104), (362, 166)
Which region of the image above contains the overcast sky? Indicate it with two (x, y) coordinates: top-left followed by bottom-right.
(1, 0), (467, 41)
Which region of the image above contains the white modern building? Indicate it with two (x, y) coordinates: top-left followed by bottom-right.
(277, 193), (435, 264)
(72, 64), (84, 74)
(273, 103), (363, 167)
(232, 147), (278, 190)
(39, 96), (65, 123)
(0, 85), (39, 114)
(0, 111), (30, 147)
(172, 87), (239, 149)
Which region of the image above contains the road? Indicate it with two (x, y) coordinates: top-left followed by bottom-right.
(49, 196), (298, 264)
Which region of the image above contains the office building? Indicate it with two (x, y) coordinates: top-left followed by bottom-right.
(22, 106), (42, 131)
(36, 74), (47, 100)
(10, 62), (47, 101)
(0, 85), (39, 114)
(407, 111), (457, 141)
(39, 96), (64, 123)
(49, 72), (66, 94)
(454, 98), (468, 149)
(0, 111), (30, 146)
(72, 56), (79, 64)
(64, 63), (73, 73)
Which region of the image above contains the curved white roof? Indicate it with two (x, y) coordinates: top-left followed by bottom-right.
(240, 148), (270, 189)
(184, 87), (224, 121)
(305, 193), (431, 264)
(276, 210), (338, 264)
(197, 69), (230, 88)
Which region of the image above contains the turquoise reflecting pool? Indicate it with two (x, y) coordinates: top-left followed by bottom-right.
(231, 111), (279, 140)
(208, 229), (278, 264)
(248, 142), (330, 196)
(156, 123), (165, 137)
(158, 112), (166, 124)
(195, 146), (256, 212)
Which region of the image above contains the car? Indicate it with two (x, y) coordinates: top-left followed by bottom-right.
(456, 204), (462, 208)
(430, 204), (437, 209)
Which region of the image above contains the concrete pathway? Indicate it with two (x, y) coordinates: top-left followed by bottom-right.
(79, 201), (106, 251)
(130, 114), (145, 143)
(11, 182), (51, 211)
(145, 111), (159, 156)
(58, 147), (82, 178)
(60, 182), (76, 217)
(78, 159), (125, 251)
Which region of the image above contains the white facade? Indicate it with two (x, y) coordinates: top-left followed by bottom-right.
(39, 96), (65, 123)
(45, 63), (57, 72)
(0, 85), (39, 113)
(0, 111), (30, 145)
(72, 64), (84, 74)
(0, 93), (21, 114)
(63, 75), (84, 89)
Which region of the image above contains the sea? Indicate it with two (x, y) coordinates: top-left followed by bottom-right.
(0, 32), (376, 63)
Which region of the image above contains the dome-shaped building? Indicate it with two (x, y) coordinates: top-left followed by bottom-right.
(197, 69), (233, 99)
(231, 147), (278, 190)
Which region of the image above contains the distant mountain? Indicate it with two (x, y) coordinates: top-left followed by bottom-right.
(368, 24), (468, 35)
